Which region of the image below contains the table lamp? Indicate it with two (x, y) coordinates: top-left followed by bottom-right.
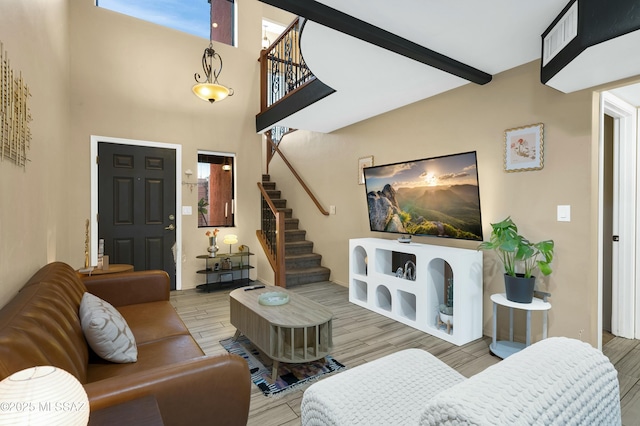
(0, 366), (89, 425)
(222, 234), (238, 253)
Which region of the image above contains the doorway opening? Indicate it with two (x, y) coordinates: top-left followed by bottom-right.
(599, 90), (639, 346)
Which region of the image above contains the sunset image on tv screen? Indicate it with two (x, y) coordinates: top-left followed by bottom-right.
(363, 151), (483, 241)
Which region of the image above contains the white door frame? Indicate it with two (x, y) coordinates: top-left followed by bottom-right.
(90, 135), (183, 290)
(599, 92), (637, 343)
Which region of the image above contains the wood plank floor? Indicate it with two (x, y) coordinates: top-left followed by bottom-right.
(170, 281), (640, 426)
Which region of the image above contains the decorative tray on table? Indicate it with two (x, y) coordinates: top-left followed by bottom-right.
(258, 292), (289, 306)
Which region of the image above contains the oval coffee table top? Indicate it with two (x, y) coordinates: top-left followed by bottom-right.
(230, 286), (332, 327)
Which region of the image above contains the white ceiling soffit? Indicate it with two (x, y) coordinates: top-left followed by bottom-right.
(269, 0), (568, 133)
(544, 30), (640, 93)
(540, 0), (640, 94)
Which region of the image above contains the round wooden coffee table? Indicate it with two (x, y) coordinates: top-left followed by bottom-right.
(229, 286), (333, 382)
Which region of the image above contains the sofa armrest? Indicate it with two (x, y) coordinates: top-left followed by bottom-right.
(84, 354), (250, 426)
(81, 270), (170, 306)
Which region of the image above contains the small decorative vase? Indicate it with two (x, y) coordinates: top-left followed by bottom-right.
(504, 273), (535, 303)
(208, 237), (219, 257)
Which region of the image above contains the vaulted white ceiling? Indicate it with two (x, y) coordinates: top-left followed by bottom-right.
(264, 0), (631, 133)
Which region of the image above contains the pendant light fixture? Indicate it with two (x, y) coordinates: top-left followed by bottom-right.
(192, 1), (234, 103)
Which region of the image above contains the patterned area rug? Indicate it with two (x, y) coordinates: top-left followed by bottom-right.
(220, 335), (346, 397)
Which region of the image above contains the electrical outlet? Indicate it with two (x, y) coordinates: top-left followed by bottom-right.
(578, 329), (584, 340)
(330, 205), (336, 215)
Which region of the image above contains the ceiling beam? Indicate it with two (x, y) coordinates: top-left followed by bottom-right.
(259, 0), (492, 85)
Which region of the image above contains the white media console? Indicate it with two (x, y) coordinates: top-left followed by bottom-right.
(349, 238), (483, 346)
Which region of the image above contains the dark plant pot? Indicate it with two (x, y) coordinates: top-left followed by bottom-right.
(504, 273), (535, 303)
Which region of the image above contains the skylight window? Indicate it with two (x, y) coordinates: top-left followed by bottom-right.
(97, 0), (235, 46)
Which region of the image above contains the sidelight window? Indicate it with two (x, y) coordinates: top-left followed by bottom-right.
(197, 151), (235, 228)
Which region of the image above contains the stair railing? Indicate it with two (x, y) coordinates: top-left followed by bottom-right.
(265, 126), (293, 174)
(259, 17), (313, 111)
(256, 17), (328, 284)
(257, 182), (286, 287)
(265, 133), (329, 216)
(259, 17), (329, 217)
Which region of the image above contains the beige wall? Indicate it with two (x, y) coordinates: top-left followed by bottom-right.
(266, 61), (601, 344)
(0, 0), (70, 306)
(67, 0), (266, 290)
(0, 0), (269, 303)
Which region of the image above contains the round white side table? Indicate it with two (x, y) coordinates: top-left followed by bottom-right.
(490, 293), (551, 359)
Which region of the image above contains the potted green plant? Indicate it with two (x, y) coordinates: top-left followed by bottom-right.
(477, 217), (554, 303)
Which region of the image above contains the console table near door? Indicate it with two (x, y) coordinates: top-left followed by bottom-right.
(196, 251), (253, 291)
(490, 292), (551, 359)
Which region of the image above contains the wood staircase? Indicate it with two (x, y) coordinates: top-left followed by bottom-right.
(262, 175), (331, 286)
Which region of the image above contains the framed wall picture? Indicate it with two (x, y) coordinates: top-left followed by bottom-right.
(504, 123), (544, 172)
(358, 156), (373, 184)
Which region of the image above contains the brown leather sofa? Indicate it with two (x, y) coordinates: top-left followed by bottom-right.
(0, 262), (250, 426)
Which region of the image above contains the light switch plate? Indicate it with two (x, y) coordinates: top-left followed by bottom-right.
(182, 206), (193, 215)
(557, 205), (570, 222)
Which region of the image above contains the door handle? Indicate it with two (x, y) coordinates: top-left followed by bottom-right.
(165, 224), (175, 231)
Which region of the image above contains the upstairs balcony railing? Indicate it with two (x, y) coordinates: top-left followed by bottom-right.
(259, 17), (313, 112)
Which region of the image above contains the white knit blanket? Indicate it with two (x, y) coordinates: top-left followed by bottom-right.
(301, 348), (465, 425)
(301, 337), (621, 426)
(420, 337), (621, 425)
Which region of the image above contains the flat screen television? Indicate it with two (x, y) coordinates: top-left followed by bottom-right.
(363, 151), (483, 241)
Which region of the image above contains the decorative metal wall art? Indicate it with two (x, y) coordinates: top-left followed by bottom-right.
(1, 41), (32, 169)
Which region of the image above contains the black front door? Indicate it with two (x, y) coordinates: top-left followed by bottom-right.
(98, 142), (177, 289)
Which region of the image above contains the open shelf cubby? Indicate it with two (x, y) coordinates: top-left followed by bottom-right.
(352, 278), (368, 303)
(351, 244), (368, 276)
(375, 285), (392, 311)
(397, 290), (417, 321)
(349, 238), (483, 346)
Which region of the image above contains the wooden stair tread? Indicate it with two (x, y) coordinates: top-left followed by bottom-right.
(285, 252), (321, 259)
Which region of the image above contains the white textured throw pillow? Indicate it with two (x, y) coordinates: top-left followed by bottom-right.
(79, 292), (138, 363)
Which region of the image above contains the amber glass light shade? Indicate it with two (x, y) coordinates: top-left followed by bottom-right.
(192, 82), (231, 103)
